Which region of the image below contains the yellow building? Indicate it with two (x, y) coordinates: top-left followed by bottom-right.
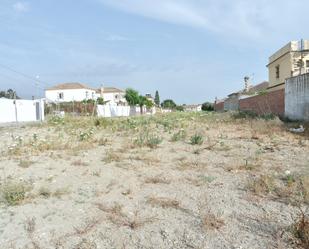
(267, 40), (309, 91)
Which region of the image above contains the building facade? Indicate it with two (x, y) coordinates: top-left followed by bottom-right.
(96, 87), (126, 105)
(45, 83), (96, 102)
(267, 40), (309, 91)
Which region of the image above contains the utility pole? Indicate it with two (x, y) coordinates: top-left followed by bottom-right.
(14, 92), (18, 123)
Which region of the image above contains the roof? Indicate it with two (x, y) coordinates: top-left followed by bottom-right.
(46, 83), (94, 91)
(96, 87), (124, 94)
(246, 81), (269, 94)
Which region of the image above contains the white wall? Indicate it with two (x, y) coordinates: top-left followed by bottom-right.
(0, 99), (44, 123)
(97, 105), (131, 118)
(45, 89), (96, 102)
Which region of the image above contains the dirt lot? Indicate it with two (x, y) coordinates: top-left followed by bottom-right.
(0, 112), (308, 249)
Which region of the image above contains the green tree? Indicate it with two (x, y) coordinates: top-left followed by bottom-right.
(125, 88), (140, 106)
(175, 105), (184, 112)
(97, 97), (105, 105)
(161, 99), (177, 109)
(201, 102), (214, 111)
(154, 90), (160, 106)
(0, 89), (19, 99)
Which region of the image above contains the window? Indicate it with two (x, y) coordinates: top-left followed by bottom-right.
(85, 91), (89, 99)
(92, 92), (95, 99)
(306, 60), (309, 68)
(58, 92), (64, 100)
(275, 65), (280, 79)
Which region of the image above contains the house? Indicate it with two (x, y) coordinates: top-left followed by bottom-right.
(184, 104), (202, 112)
(267, 40), (309, 91)
(45, 83), (96, 102)
(96, 87), (126, 105)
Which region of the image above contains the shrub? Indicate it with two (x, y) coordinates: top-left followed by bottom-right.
(202, 102), (214, 111)
(0, 181), (29, 205)
(190, 134), (203, 145)
(134, 133), (162, 149)
(292, 210), (309, 248)
(171, 130), (186, 142)
(232, 110), (258, 119)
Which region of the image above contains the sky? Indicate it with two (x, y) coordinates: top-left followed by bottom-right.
(0, 0), (308, 104)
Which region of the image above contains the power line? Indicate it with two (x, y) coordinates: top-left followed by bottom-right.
(0, 71), (45, 90)
(0, 62), (49, 88)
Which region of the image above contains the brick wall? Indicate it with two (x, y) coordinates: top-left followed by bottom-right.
(214, 101), (224, 111)
(239, 89), (285, 116)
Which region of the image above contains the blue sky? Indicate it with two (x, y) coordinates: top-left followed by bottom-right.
(0, 0), (308, 103)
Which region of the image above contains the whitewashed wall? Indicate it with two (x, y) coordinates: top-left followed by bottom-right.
(97, 105), (131, 118)
(45, 89), (96, 102)
(0, 99), (44, 123)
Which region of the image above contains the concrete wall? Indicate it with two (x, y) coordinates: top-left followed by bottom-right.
(285, 73), (309, 121)
(97, 105), (131, 118)
(0, 99), (44, 123)
(239, 89), (285, 116)
(45, 89), (96, 102)
(224, 96), (239, 111)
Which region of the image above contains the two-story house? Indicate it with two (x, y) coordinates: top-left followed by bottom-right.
(45, 83), (96, 102)
(267, 40), (309, 91)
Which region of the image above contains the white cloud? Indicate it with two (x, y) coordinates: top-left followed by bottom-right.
(97, 0), (309, 41)
(13, 2), (29, 13)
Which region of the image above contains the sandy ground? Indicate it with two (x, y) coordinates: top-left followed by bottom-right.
(0, 112), (308, 249)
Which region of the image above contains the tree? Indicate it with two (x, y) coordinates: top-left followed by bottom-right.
(97, 97), (105, 105)
(125, 88), (140, 106)
(201, 102), (214, 111)
(154, 90), (160, 106)
(161, 99), (177, 109)
(0, 89), (19, 99)
(175, 105), (184, 112)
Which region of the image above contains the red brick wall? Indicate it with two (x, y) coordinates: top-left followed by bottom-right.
(214, 101), (224, 111)
(239, 89), (285, 116)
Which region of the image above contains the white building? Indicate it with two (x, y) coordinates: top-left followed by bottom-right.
(96, 87), (127, 105)
(45, 83), (96, 102)
(0, 98), (44, 123)
(184, 104), (202, 112)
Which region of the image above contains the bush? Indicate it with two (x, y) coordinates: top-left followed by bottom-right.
(190, 134), (203, 145)
(171, 130), (186, 142)
(134, 133), (162, 149)
(0, 182), (29, 205)
(97, 97), (105, 105)
(232, 111), (258, 119)
(202, 102), (214, 111)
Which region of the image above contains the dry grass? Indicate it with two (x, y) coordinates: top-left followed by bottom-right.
(144, 175), (171, 185)
(103, 150), (122, 164)
(96, 202), (156, 230)
(71, 159), (89, 167)
(202, 213), (225, 231)
(292, 209), (309, 248)
(147, 196), (180, 209)
(248, 175), (275, 196)
(18, 159), (34, 168)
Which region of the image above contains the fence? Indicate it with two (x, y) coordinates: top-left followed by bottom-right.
(285, 73), (309, 121)
(0, 99), (44, 123)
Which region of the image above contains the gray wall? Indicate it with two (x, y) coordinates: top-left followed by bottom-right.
(224, 96), (239, 111)
(285, 73), (309, 121)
